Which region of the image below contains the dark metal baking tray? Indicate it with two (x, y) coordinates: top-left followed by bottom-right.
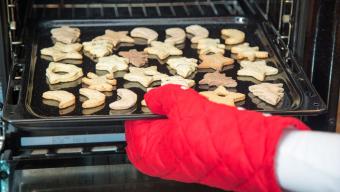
(2, 17), (326, 129)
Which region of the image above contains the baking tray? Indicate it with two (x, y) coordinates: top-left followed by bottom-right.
(2, 17), (326, 129)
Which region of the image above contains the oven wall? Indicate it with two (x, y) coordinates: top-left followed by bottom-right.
(0, 0), (10, 103)
(302, 0), (340, 131)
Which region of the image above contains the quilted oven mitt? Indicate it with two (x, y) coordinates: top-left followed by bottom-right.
(125, 84), (310, 192)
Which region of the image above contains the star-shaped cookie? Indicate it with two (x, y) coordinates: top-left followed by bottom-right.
(40, 42), (83, 62)
(200, 86), (245, 106)
(197, 38), (225, 55)
(198, 53), (234, 71)
(124, 66), (168, 87)
(83, 39), (114, 58)
(82, 72), (117, 92)
(96, 55), (129, 73)
(160, 76), (195, 88)
(118, 49), (148, 67)
(237, 60), (278, 81)
(231, 43), (268, 61)
(199, 71), (237, 87)
(94, 30), (134, 47)
(166, 57), (198, 78)
(144, 41), (183, 60)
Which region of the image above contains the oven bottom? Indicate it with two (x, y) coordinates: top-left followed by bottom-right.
(9, 160), (223, 192)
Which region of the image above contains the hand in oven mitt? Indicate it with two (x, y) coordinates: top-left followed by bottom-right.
(125, 84), (310, 192)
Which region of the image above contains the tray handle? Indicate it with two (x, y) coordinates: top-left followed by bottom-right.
(284, 54), (327, 112)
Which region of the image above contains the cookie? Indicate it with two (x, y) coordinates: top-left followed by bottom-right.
(199, 71), (237, 87)
(200, 86), (245, 106)
(48, 78), (82, 91)
(118, 49), (148, 67)
(145, 42), (181, 60)
(124, 66), (168, 87)
(51, 26), (81, 44)
(185, 25), (209, 43)
(197, 38), (225, 55)
(94, 30), (134, 47)
(79, 88), (106, 108)
(231, 43), (268, 61)
(48, 42), (82, 52)
(161, 76), (195, 88)
(130, 27), (158, 44)
(82, 72), (117, 92)
(221, 29), (245, 45)
(109, 88), (138, 110)
(237, 60), (278, 81)
(40, 42), (83, 62)
(249, 83), (284, 105)
(144, 41), (183, 60)
(42, 98), (76, 115)
(198, 53), (234, 71)
(83, 39), (114, 58)
(96, 55), (129, 74)
(82, 104), (105, 115)
(166, 57), (198, 78)
(42, 90), (75, 109)
(46, 62), (83, 84)
(165, 27), (186, 45)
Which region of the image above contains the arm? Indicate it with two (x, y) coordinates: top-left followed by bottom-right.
(276, 130), (340, 192)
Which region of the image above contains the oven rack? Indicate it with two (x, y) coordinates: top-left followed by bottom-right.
(7, 0), (296, 61)
(32, 0), (245, 18)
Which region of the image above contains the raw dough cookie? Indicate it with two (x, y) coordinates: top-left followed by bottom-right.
(51, 26), (81, 44)
(96, 55), (129, 73)
(82, 72), (117, 92)
(46, 62), (83, 84)
(165, 28), (186, 45)
(124, 66), (168, 87)
(118, 49), (148, 67)
(249, 83), (284, 105)
(199, 71), (237, 87)
(198, 53), (234, 71)
(185, 25), (209, 43)
(40, 42), (83, 62)
(79, 88), (106, 108)
(130, 27), (158, 44)
(144, 41), (183, 60)
(200, 86), (245, 106)
(221, 29), (245, 45)
(166, 57), (198, 78)
(231, 43), (268, 61)
(160, 76), (195, 88)
(83, 39), (114, 58)
(237, 60), (278, 81)
(42, 90), (75, 109)
(109, 88), (138, 110)
(197, 38), (225, 55)
(94, 30), (134, 47)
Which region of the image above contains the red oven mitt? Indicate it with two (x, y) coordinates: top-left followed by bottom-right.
(125, 84), (310, 192)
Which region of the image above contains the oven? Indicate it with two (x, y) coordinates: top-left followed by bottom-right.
(0, 0), (339, 191)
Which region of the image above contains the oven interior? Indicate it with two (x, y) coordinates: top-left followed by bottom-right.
(0, 0), (338, 191)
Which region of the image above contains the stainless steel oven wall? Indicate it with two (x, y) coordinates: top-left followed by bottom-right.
(303, 0), (340, 131)
(0, 0), (10, 103)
